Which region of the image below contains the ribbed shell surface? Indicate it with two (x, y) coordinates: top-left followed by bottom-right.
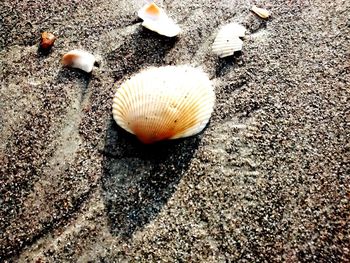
(112, 66), (215, 144)
(212, 23), (246, 58)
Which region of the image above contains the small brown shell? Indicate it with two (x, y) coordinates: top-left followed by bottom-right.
(40, 32), (56, 49)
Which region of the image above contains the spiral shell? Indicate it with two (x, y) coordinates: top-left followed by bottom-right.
(112, 66), (215, 144)
(212, 23), (246, 58)
(138, 2), (181, 37)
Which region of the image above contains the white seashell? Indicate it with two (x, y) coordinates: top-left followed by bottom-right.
(61, 50), (96, 73)
(224, 23), (246, 38)
(138, 2), (181, 37)
(251, 5), (270, 19)
(212, 23), (246, 58)
(112, 66), (215, 144)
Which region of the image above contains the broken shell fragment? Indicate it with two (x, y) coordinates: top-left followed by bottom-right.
(251, 5), (270, 19)
(112, 66), (215, 144)
(40, 32), (56, 49)
(61, 50), (96, 73)
(138, 2), (181, 37)
(212, 23), (246, 58)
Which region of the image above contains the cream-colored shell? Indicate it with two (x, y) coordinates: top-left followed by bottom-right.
(138, 2), (181, 37)
(251, 5), (270, 19)
(212, 23), (246, 58)
(112, 66), (215, 144)
(61, 50), (96, 73)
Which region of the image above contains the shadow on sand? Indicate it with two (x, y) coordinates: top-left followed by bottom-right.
(106, 26), (179, 81)
(101, 119), (201, 237)
(215, 51), (244, 77)
(101, 25), (196, 237)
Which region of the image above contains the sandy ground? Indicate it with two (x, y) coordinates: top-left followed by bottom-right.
(0, 0), (349, 262)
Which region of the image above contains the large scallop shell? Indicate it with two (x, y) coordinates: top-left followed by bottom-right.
(138, 2), (181, 37)
(112, 66), (215, 144)
(212, 23), (246, 58)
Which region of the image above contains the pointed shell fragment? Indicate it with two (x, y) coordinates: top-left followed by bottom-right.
(138, 2), (181, 37)
(61, 50), (96, 73)
(112, 66), (215, 144)
(212, 23), (246, 58)
(251, 5), (270, 19)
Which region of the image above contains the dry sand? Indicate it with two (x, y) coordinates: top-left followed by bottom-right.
(0, 0), (349, 262)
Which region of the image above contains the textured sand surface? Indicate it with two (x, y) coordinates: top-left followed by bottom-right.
(0, 0), (349, 262)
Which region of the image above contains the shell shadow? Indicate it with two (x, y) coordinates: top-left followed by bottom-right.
(215, 51), (245, 77)
(37, 45), (54, 57)
(55, 68), (92, 101)
(106, 26), (179, 81)
(101, 118), (201, 237)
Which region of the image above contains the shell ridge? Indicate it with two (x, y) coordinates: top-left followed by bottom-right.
(112, 66), (215, 143)
(169, 92), (207, 137)
(171, 101), (212, 138)
(167, 70), (214, 138)
(212, 23), (246, 58)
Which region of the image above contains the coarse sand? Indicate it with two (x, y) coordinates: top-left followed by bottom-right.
(0, 0), (349, 261)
